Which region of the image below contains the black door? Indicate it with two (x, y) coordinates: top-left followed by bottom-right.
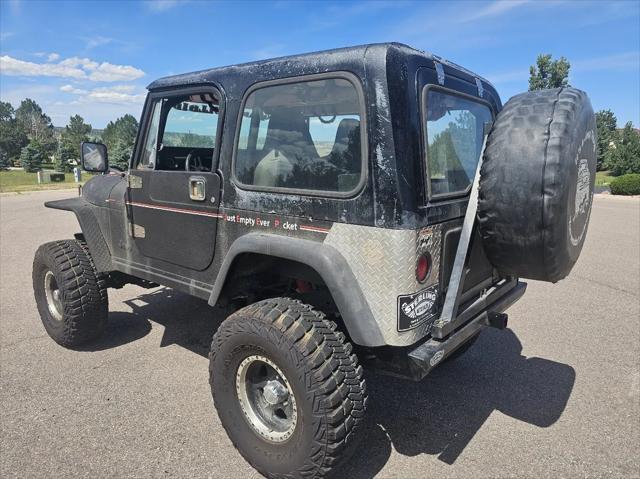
(124, 88), (224, 272)
(126, 169), (221, 271)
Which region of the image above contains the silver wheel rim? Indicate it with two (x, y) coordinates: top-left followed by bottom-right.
(236, 354), (297, 443)
(44, 270), (63, 322)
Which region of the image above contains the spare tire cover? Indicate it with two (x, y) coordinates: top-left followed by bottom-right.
(478, 87), (596, 283)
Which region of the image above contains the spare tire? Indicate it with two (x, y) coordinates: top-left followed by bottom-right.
(478, 87), (596, 283)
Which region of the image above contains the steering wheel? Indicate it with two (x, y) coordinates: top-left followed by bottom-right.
(185, 150), (204, 171)
(318, 115), (336, 124)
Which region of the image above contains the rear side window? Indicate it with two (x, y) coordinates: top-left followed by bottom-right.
(234, 76), (364, 194)
(425, 90), (493, 197)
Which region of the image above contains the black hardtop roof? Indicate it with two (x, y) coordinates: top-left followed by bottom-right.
(147, 42), (494, 94)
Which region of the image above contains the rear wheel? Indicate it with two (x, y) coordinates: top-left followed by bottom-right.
(32, 240), (108, 347)
(209, 298), (367, 478)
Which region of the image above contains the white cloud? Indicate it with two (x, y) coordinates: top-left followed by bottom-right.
(0, 55), (144, 82)
(60, 84), (146, 105)
(485, 68), (529, 85)
(0, 84), (144, 127)
(250, 43), (286, 61)
(60, 84), (88, 94)
(6, 0), (21, 14)
(88, 62), (145, 82)
(486, 51), (640, 85)
(47, 52), (60, 62)
(460, 0), (531, 23)
(85, 36), (113, 49)
(58, 57), (99, 70)
(146, 0), (184, 12)
(573, 52), (640, 72)
(0, 55), (86, 79)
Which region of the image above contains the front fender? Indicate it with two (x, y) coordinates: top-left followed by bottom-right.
(45, 197), (113, 272)
(209, 233), (384, 347)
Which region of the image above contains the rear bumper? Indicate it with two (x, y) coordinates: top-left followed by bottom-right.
(407, 279), (526, 380)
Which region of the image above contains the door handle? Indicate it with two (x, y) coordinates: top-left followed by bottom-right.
(189, 176), (206, 201)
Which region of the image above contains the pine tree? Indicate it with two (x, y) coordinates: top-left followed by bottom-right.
(101, 114), (138, 170)
(20, 141), (43, 173)
(595, 110), (618, 171)
(59, 114), (92, 172)
(0, 149), (11, 170)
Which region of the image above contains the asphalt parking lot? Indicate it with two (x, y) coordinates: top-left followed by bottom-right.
(1, 190), (638, 478)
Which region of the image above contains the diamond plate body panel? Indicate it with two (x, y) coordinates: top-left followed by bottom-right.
(325, 223), (443, 346)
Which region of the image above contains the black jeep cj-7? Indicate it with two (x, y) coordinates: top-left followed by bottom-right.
(32, 43), (596, 478)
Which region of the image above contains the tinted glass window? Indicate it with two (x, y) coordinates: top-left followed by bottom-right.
(235, 77), (363, 193)
(136, 91), (221, 172)
(425, 90), (492, 196)
(137, 100), (162, 169)
(162, 100), (218, 148)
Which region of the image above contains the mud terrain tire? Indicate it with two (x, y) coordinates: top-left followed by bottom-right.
(32, 240), (108, 347)
(478, 87), (597, 282)
(209, 298), (367, 479)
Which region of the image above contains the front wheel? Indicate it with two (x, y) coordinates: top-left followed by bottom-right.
(32, 240), (108, 347)
(209, 298), (367, 478)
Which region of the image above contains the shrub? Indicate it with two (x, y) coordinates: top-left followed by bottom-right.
(609, 174), (640, 196)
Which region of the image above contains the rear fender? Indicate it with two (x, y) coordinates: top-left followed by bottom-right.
(209, 233), (384, 347)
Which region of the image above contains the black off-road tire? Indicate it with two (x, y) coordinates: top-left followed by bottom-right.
(209, 298), (367, 479)
(478, 87), (597, 282)
(32, 240), (108, 347)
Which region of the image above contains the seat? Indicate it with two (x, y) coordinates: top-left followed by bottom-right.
(253, 112), (318, 187)
(329, 118), (360, 157)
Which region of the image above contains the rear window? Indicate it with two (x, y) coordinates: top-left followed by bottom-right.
(425, 90), (493, 197)
(234, 76), (364, 194)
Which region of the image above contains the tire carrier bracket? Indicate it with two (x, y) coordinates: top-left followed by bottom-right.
(431, 125), (490, 339)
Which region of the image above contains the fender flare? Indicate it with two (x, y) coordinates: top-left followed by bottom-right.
(209, 233), (384, 346)
(45, 197), (113, 273)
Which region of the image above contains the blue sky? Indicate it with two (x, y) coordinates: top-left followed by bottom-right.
(1, 0), (638, 129)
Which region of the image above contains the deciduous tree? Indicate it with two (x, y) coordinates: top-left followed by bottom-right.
(529, 54), (570, 91)
(14, 99), (57, 157)
(0, 101), (28, 162)
(605, 122), (640, 176)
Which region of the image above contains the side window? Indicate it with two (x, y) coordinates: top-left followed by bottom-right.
(137, 100), (162, 170)
(162, 100), (218, 148)
(425, 90), (492, 197)
(235, 77), (364, 194)
(135, 91), (221, 172)
(238, 109), (269, 151)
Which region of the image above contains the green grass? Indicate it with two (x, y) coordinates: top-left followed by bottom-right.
(0, 169), (85, 193)
(595, 170), (616, 187)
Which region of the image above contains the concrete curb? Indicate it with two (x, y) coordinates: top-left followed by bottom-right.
(594, 193), (640, 201)
(0, 187), (80, 197)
